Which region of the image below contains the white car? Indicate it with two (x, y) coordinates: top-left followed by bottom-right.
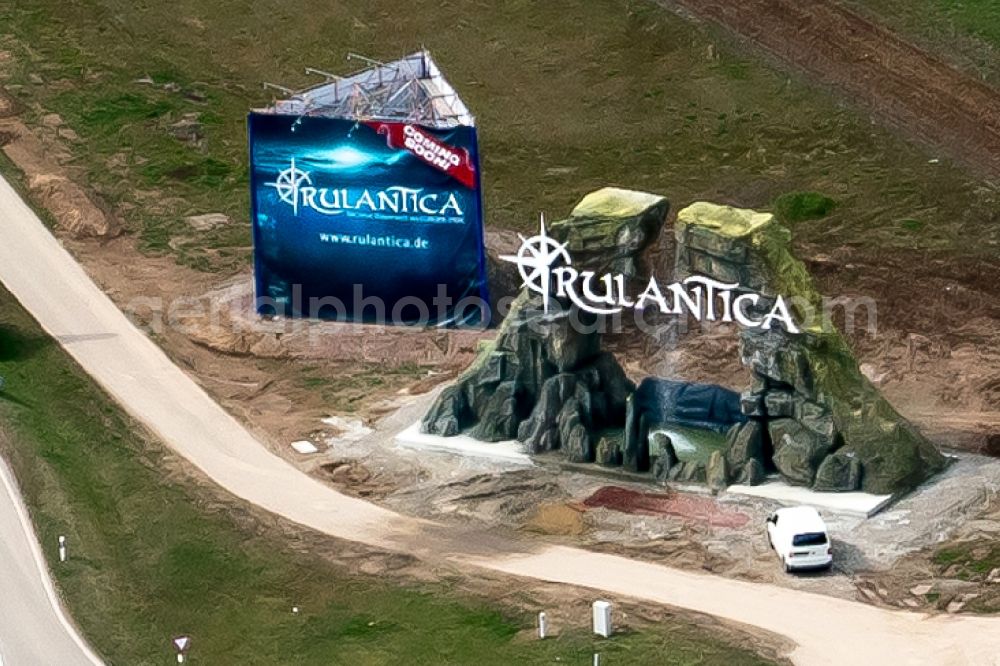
(766, 506), (833, 573)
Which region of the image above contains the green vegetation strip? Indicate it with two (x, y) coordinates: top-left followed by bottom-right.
(934, 543), (1000, 579)
(772, 192), (837, 225)
(0, 286), (774, 664)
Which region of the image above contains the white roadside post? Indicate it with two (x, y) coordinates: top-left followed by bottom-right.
(57, 535), (67, 563)
(593, 653), (601, 666)
(537, 611), (547, 639)
(592, 600), (612, 638)
(172, 636), (191, 663)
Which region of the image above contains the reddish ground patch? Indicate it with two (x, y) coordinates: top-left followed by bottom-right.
(582, 486), (750, 528)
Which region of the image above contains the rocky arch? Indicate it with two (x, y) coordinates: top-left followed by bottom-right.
(421, 190), (946, 495)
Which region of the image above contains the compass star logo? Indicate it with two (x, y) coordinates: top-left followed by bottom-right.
(498, 213), (803, 332)
(266, 158), (312, 215)
(499, 216), (571, 314)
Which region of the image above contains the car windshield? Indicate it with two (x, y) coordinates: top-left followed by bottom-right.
(792, 532), (828, 547)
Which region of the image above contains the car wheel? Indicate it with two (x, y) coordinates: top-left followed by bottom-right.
(784, 558), (792, 574)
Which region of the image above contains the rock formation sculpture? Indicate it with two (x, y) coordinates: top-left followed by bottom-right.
(674, 202), (946, 494)
(422, 192), (946, 496)
(422, 188), (663, 462)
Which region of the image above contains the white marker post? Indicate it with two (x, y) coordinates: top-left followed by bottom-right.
(58, 535), (67, 563)
(592, 600), (612, 638)
(172, 636), (191, 663)
(593, 654), (601, 666)
(537, 612), (547, 639)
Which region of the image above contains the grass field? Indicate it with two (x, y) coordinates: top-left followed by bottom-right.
(848, 0), (1000, 85)
(0, 283), (776, 664)
(0, 0), (997, 277)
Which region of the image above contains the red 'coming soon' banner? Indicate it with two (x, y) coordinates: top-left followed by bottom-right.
(365, 121), (477, 189)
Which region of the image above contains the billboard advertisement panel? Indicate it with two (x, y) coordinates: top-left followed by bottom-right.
(248, 113), (490, 326)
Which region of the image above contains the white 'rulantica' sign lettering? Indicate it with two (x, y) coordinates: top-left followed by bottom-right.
(500, 218), (800, 333)
(266, 158), (463, 217)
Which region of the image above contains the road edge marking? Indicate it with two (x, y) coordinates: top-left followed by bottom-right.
(0, 457), (104, 665)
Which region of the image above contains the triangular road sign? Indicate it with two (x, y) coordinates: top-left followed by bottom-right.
(172, 636), (191, 653)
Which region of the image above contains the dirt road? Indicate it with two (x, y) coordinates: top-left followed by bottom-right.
(664, 0), (1000, 182)
(1, 174), (999, 664)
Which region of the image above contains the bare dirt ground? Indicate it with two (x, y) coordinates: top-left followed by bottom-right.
(174, 454), (798, 664)
(646, 0), (1000, 455)
(0, 112), (466, 450)
(4, 2), (1000, 453)
(662, 0), (1000, 183)
(307, 390), (1000, 614)
(4, 3), (1000, 627)
(856, 504), (1000, 616)
(7, 95), (1000, 615)
(177, 431), (792, 662)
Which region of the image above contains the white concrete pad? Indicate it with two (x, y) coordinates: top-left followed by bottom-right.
(290, 440), (319, 454)
(394, 422), (533, 465)
(321, 415), (373, 441)
(727, 477), (893, 517)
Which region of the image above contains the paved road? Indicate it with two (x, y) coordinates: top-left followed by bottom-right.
(2, 173), (1000, 664)
(0, 458), (103, 665)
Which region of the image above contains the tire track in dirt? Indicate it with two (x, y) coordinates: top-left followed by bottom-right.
(664, 0), (1000, 182)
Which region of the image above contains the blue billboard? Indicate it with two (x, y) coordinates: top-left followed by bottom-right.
(248, 113), (490, 326)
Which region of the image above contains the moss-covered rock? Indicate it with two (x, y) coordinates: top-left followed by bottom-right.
(550, 187), (669, 277)
(595, 431), (624, 466)
(677, 202), (946, 495)
(672, 460), (707, 483)
(422, 188), (671, 471)
(772, 423), (833, 486)
(676, 202), (823, 321)
(651, 434), (678, 483)
(426, 196), (944, 497)
(422, 292), (635, 460)
(813, 450), (862, 492)
(469, 380), (519, 441)
(724, 421), (765, 470)
(773, 191), (838, 225)
(706, 450), (729, 493)
(735, 458), (766, 486)
(422, 384), (471, 437)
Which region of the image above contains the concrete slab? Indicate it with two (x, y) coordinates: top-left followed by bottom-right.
(726, 477), (894, 517)
(290, 440), (319, 454)
(394, 422), (534, 465)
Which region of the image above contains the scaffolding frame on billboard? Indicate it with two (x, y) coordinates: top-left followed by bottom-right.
(257, 50), (473, 128)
